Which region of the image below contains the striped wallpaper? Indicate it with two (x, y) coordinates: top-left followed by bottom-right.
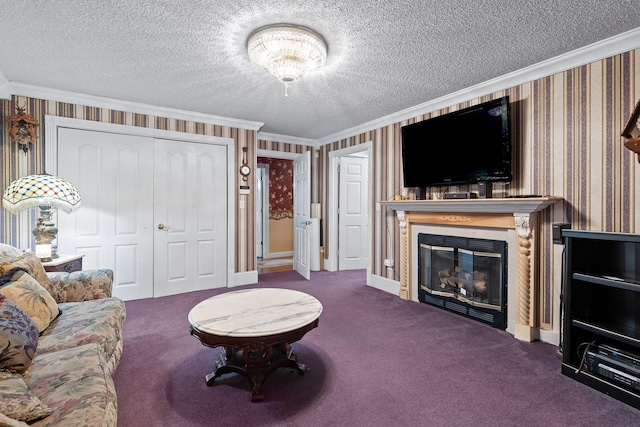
(2, 47), (640, 333)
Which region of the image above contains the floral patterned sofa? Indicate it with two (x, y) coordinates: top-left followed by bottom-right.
(0, 243), (126, 427)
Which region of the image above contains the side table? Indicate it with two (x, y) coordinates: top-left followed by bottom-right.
(42, 254), (84, 273)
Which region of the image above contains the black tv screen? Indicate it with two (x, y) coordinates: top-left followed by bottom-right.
(401, 96), (512, 188)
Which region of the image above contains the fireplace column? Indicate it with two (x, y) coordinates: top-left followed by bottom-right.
(398, 211), (410, 300)
(513, 213), (536, 341)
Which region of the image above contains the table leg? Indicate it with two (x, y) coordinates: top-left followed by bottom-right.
(205, 344), (309, 401)
(205, 349), (245, 386)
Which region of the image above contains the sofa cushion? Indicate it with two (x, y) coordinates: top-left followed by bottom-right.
(24, 343), (117, 427)
(0, 371), (51, 423)
(0, 271), (59, 333)
(0, 252), (51, 291)
(0, 296), (39, 374)
(38, 297), (125, 374)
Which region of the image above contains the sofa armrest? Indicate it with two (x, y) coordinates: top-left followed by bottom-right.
(46, 269), (113, 303)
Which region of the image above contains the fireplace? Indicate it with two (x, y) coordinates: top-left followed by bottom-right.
(379, 197), (560, 342)
(418, 234), (507, 328)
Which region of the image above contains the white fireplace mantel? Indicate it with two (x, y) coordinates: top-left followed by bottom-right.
(379, 197), (559, 214)
(380, 197), (561, 342)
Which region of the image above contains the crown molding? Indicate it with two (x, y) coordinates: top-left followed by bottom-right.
(317, 27), (640, 146)
(257, 131), (320, 147)
(0, 71), (9, 100)
(8, 82), (264, 131)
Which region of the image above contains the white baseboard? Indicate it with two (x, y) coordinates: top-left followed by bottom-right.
(369, 274), (401, 295)
(538, 328), (561, 346)
(233, 270), (258, 287)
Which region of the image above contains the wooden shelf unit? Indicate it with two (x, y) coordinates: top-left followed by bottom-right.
(561, 230), (640, 409)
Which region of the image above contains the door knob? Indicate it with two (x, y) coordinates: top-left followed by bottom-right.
(158, 223), (170, 230)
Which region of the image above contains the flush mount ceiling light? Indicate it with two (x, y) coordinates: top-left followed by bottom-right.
(247, 24), (327, 95)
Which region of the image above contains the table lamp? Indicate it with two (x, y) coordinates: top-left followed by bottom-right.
(2, 174), (81, 261)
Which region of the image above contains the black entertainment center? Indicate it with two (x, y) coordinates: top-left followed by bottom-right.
(401, 96), (512, 199)
(561, 230), (640, 409)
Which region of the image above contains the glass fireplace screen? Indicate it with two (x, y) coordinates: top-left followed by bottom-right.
(418, 234), (507, 328)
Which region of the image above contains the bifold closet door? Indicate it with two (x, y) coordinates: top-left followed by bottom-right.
(57, 128), (228, 300)
(57, 128), (155, 300)
(153, 138), (228, 297)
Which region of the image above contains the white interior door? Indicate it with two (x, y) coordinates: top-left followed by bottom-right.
(56, 128), (155, 300)
(338, 156), (369, 270)
(153, 139), (228, 297)
(256, 165), (265, 258)
(293, 151), (311, 280)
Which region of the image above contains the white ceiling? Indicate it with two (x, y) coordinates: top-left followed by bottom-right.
(1, 1), (639, 142)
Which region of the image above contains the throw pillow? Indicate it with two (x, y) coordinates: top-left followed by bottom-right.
(0, 296), (39, 373)
(0, 371), (52, 423)
(0, 272), (59, 333)
(0, 252), (51, 292)
(0, 244), (21, 263)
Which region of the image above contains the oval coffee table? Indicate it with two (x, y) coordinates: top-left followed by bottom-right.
(188, 288), (323, 401)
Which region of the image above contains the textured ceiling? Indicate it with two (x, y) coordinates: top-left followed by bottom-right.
(0, 1), (639, 141)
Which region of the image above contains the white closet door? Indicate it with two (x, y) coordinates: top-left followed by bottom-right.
(153, 138), (228, 297)
(338, 156), (369, 270)
(57, 128), (155, 300)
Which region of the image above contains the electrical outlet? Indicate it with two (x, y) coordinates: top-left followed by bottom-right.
(384, 259), (394, 268)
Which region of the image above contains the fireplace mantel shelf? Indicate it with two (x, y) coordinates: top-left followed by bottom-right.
(379, 197), (562, 214)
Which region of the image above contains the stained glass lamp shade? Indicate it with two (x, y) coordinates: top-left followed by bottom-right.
(2, 174), (81, 214)
(2, 174), (81, 260)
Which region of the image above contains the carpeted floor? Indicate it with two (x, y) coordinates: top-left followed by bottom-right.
(112, 269), (640, 426)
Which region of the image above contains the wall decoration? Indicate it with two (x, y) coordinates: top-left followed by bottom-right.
(621, 98), (640, 162)
(257, 157), (293, 220)
(6, 105), (39, 153)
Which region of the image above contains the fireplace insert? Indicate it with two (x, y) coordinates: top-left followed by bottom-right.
(418, 233), (507, 329)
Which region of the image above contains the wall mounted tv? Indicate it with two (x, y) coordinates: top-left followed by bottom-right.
(401, 96), (512, 191)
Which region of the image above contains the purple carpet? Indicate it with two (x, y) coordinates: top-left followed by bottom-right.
(113, 269), (640, 426)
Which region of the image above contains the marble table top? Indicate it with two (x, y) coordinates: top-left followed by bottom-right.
(188, 288), (323, 337)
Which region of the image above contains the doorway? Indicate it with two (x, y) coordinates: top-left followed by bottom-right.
(255, 155), (295, 261)
(256, 150), (297, 274)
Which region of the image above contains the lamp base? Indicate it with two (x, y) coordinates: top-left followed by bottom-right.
(33, 215), (58, 262)
(35, 243), (53, 262)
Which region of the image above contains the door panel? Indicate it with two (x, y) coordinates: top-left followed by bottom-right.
(153, 139), (227, 297)
(57, 128), (155, 300)
(293, 151), (311, 280)
(338, 156), (369, 270)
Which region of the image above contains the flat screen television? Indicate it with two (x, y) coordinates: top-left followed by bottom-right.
(401, 96), (512, 190)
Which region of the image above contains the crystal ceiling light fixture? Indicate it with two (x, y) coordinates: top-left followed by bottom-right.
(247, 24), (327, 96)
